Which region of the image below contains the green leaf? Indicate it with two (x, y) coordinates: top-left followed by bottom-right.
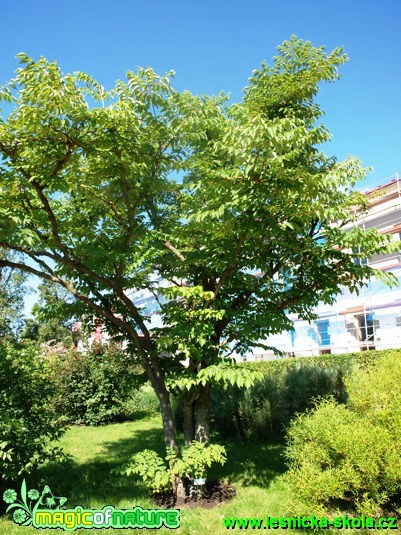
(21, 479), (28, 509)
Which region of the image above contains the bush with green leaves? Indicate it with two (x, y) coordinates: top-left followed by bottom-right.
(174, 441), (227, 481)
(123, 385), (160, 419)
(48, 343), (147, 425)
(284, 352), (401, 516)
(0, 342), (66, 481)
(121, 449), (171, 493)
(119, 442), (227, 495)
(207, 350), (391, 441)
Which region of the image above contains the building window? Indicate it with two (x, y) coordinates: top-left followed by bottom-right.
(352, 246), (368, 266)
(355, 312), (375, 349)
(290, 328), (296, 348)
(316, 319), (331, 346)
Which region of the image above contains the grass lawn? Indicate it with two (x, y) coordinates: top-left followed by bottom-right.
(0, 416), (379, 534)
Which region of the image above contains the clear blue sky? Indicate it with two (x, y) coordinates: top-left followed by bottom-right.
(1, 0), (400, 312)
(1, 0), (400, 185)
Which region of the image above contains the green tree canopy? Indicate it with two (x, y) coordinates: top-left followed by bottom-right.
(0, 37), (395, 447)
(21, 280), (75, 347)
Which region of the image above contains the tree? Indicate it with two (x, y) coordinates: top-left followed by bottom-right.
(22, 280), (75, 347)
(0, 250), (28, 341)
(0, 37), (394, 451)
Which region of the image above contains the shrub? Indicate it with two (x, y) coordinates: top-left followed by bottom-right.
(48, 343), (148, 425)
(208, 350), (395, 441)
(118, 441), (227, 495)
(174, 441), (227, 481)
(121, 449), (171, 492)
(284, 352), (401, 516)
(210, 356), (349, 441)
(122, 385), (160, 419)
(0, 343), (66, 481)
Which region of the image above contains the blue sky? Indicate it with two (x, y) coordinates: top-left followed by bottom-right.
(2, 0), (400, 184)
(1, 0), (400, 312)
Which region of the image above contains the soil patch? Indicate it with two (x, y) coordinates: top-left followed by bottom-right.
(153, 481), (236, 509)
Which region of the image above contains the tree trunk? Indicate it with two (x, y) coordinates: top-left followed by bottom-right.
(157, 385), (177, 450)
(194, 384), (211, 443)
(182, 396), (195, 445)
(137, 347), (178, 450)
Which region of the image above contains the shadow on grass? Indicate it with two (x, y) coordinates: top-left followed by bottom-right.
(31, 424), (165, 508)
(211, 439), (287, 489)
(23, 423), (287, 509)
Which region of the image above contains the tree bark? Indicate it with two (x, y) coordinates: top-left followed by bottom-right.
(182, 395), (195, 445)
(194, 384), (212, 443)
(136, 346), (178, 450)
(157, 385), (177, 450)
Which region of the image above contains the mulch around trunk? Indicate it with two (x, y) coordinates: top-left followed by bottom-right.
(152, 481), (236, 509)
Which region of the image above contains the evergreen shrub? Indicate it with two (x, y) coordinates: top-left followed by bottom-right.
(209, 351), (385, 441)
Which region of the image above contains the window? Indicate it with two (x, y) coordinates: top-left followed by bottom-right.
(290, 329), (296, 348)
(352, 246), (368, 266)
(355, 312), (375, 349)
(315, 319), (331, 346)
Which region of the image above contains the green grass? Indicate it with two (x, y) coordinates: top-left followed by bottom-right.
(0, 416), (385, 534)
